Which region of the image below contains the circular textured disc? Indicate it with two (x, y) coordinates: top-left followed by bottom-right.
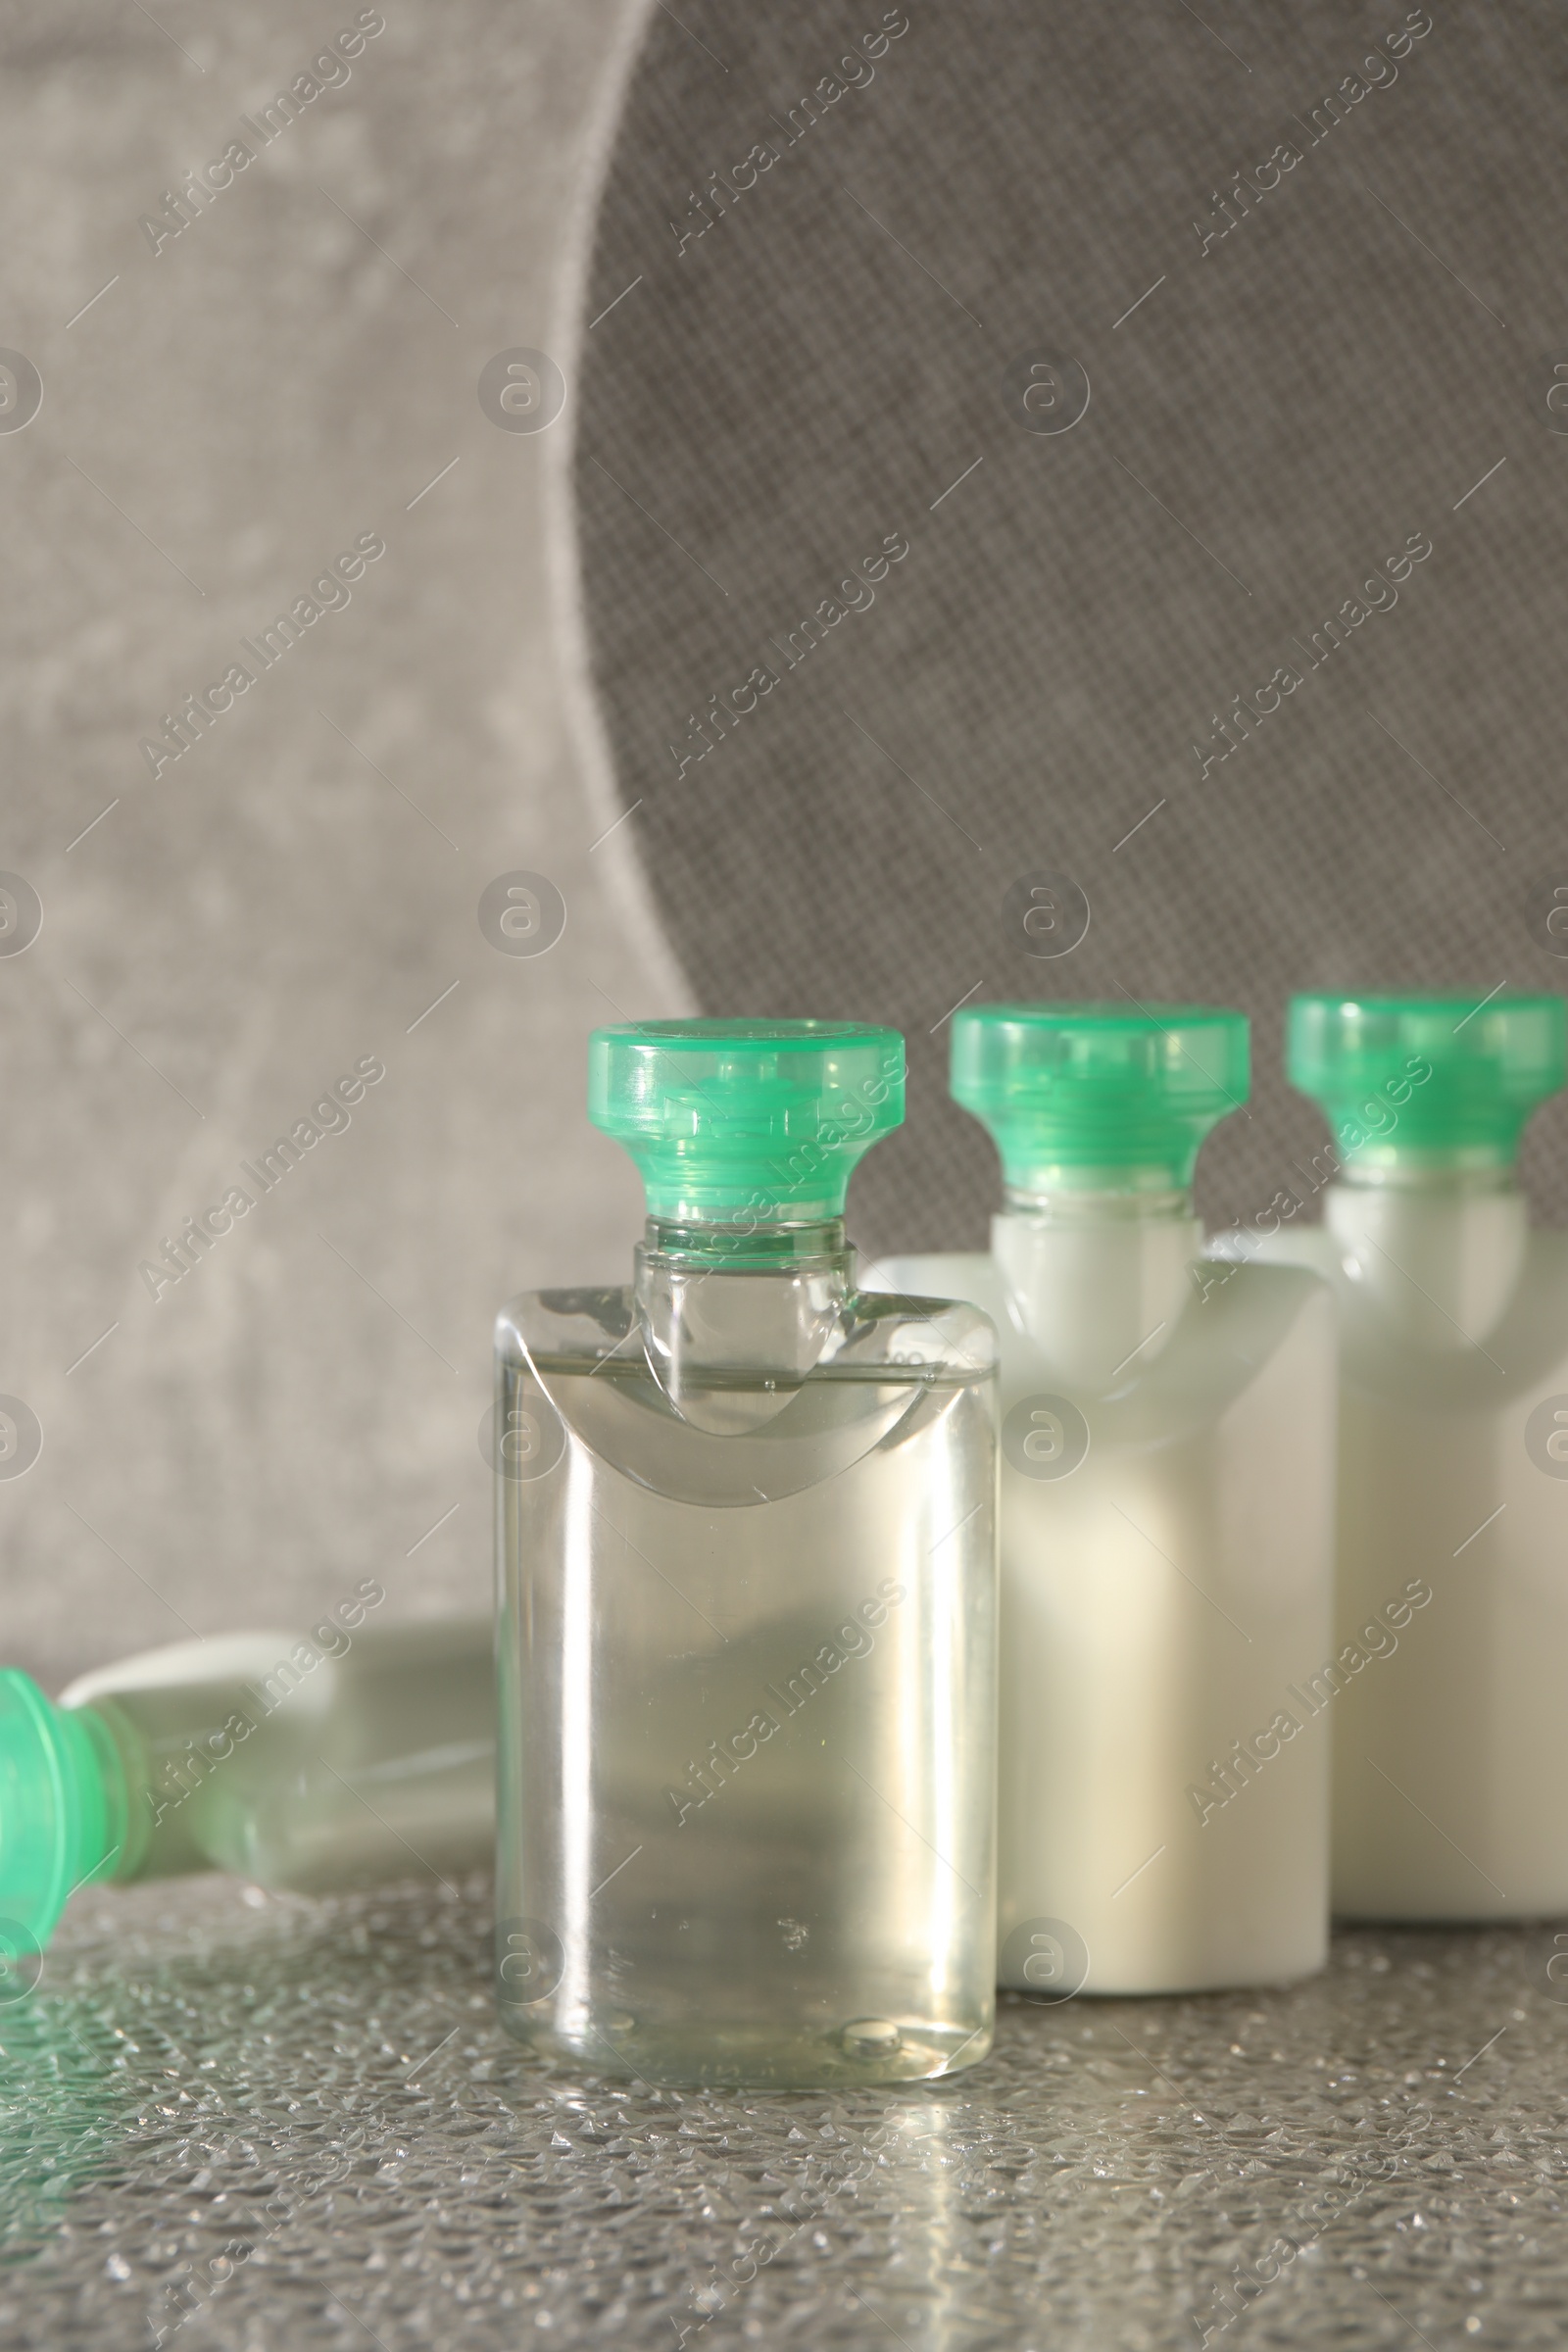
(575, 1), (1568, 1247)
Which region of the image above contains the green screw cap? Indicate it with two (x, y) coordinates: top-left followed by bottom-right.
(588, 1019), (905, 1224)
(1288, 993), (1568, 1170)
(0, 1672), (125, 1959)
(951, 1003), (1249, 1194)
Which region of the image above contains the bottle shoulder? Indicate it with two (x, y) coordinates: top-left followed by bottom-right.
(1230, 1220), (1568, 1281)
(866, 1247), (1326, 1348)
(850, 1281), (997, 1371)
(1222, 1220), (1568, 1396)
(1204, 1226), (1337, 1278)
(496, 1279), (995, 1508)
(861, 1253), (998, 1318)
(64, 1632), (302, 1707)
(1193, 1253), (1335, 1309)
(867, 1246), (1329, 1429)
(497, 1279), (996, 1377)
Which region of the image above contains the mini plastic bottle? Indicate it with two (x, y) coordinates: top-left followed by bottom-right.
(494, 1019), (998, 2087)
(1247, 991), (1568, 1919)
(0, 1612), (495, 1963)
(868, 1004), (1337, 1994)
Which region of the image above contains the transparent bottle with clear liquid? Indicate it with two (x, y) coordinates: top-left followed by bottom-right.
(1237, 992), (1568, 1920)
(0, 1607), (495, 1971)
(868, 1004), (1337, 1995)
(494, 1019), (998, 2088)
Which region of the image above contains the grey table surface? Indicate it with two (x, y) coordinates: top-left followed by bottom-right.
(3, 1876), (1563, 2351)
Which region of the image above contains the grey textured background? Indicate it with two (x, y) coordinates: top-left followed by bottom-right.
(10, 0), (1568, 1681)
(0, 0), (685, 1690)
(574, 0), (1568, 1254)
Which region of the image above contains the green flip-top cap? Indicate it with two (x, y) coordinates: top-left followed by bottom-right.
(950, 1003), (1250, 1193)
(1288, 992), (1568, 1171)
(588, 1018), (905, 1223)
(0, 1671), (126, 1959)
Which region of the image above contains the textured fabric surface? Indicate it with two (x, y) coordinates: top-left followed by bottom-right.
(0, 0), (684, 1691)
(575, 0), (1568, 1253)
(1, 1876), (1562, 2349)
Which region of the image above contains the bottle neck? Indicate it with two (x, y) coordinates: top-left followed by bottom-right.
(634, 1218), (853, 1426)
(1001, 1183), (1193, 1223)
(1324, 1159), (1526, 1348)
(641, 1214), (853, 1273)
(993, 1187), (1200, 1392)
(1336, 1150), (1517, 1194)
(72, 1701), (138, 1883)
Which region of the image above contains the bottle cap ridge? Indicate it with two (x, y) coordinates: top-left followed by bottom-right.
(0, 1670), (122, 1958)
(1287, 992), (1567, 1168)
(951, 1003), (1249, 1194)
(588, 1018), (905, 1223)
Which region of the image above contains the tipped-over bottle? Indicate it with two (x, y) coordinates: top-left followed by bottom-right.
(868, 1004), (1337, 1995)
(495, 1019), (998, 2088)
(0, 1605), (494, 1964)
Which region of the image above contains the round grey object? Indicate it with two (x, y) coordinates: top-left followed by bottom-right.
(1003, 1393), (1089, 1480)
(1003, 870), (1090, 958)
(0, 1919), (42, 2005)
(1524, 1394), (1568, 1478)
(999, 1915), (1089, 2002)
(477, 870), (566, 956)
(1537, 349), (1568, 437)
(1525, 874), (1568, 957)
(0, 351), (42, 434)
(477, 348), (565, 434)
(1544, 1931), (1568, 2003)
(495, 1916), (565, 2005)
(1000, 348), (1091, 435)
(0, 873), (42, 957)
(574, 1), (1568, 1254)
(479, 1383), (567, 1481)
(0, 1397), (42, 1481)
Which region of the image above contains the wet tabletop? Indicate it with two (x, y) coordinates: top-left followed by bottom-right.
(2, 1877), (1564, 2350)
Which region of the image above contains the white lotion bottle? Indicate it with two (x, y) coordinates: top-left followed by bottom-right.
(868, 1004), (1336, 1994)
(1229, 992), (1568, 1920)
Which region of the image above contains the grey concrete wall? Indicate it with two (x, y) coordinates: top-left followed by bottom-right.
(0, 0), (685, 1686)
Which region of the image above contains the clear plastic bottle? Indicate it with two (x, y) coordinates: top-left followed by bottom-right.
(1239, 992), (1568, 1920)
(867, 1004), (1336, 1994)
(0, 1609), (495, 1963)
(494, 1019), (998, 2088)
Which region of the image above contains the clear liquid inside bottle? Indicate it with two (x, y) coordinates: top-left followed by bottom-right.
(495, 1223), (998, 2088)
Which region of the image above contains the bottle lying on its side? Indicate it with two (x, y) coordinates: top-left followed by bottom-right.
(0, 1610), (495, 1960)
